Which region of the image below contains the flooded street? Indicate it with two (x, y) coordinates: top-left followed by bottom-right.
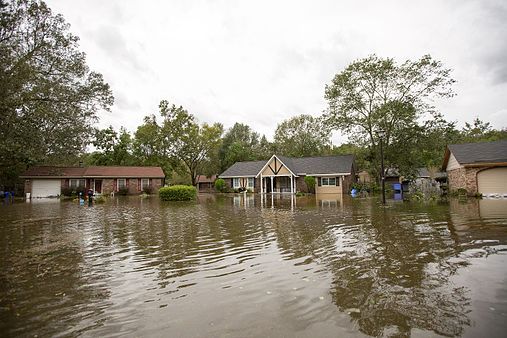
(1, 194), (507, 337)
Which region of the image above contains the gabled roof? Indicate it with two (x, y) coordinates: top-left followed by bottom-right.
(442, 140), (507, 169)
(196, 175), (217, 183)
(219, 160), (266, 178)
(219, 154), (355, 178)
(21, 166), (165, 178)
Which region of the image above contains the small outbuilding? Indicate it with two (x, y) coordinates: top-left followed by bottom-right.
(196, 175), (217, 192)
(441, 140), (507, 196)
(21, 166), (165, 198)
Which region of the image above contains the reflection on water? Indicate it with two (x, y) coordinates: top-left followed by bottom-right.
(1, 195), (506, 337)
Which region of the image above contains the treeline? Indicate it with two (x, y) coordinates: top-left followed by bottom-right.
(1, 0), (506, 189)
(84, 111), (506, 185)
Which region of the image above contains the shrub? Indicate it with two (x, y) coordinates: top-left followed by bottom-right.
(94, 195), (106, 204)
(142, 186), (153, 195)
(75, 186), (86, 196)
(117, 187), (129, 196)
(159, 185), (197, 201)
(304, 176), (316, 193)
(61, 187), (73, 196)
(214, 178), (226, 192)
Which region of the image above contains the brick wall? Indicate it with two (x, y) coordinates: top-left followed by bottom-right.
(448, 167), (484, 195)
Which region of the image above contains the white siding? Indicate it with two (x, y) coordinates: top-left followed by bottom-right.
(446, 153), (462, 171)
(477, 167), (507, 195)
(32, 179), (61, 198)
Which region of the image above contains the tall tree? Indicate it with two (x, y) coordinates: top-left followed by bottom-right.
(87, 126), (134, 166)
(218, 123), (261, 172)
(324, 55), (455, 178)
(273, 114), (331, 157)
(0, 0), (113, 186)
(159, 100), (223, 185)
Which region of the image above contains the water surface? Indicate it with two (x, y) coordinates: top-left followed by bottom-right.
(1, 194), (506, 337)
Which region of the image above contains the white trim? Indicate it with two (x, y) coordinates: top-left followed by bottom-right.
(255, 155), (298, 178)
(219, 175), (257, 178)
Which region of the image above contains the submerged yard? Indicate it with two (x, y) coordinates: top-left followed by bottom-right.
(1, 194), (506, 337)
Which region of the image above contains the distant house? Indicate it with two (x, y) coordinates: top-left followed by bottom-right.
(196, 175), (217, 192)
(442, 140), (507, 196)
(219, 154), (356, 194)
(21, 166), (165, 198)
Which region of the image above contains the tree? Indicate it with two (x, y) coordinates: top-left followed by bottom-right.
(324, 55), (455, 178)
(459, 118), (507, 143)
(87, 126), (134, 166)
(273, 114), (331, 157)
(218, 123), (261, 172)
(159, 100), (223, 186)
(0, 0), (113, 186)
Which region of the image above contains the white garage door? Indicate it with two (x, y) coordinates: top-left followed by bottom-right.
(32, 179), (61, 198)
(477, 167), (507, 195)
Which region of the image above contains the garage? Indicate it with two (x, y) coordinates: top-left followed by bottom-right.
(31, 179), (61, 198)
(477, 167), (507, 195)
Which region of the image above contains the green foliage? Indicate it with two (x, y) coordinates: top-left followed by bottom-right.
(325, 54), (455, 179)
(88, 126), (135, 166)
(304, 176), (316, 193)
(159, 185), (197, 201)
(117, 187), (129, 196)
(0, 0), (113, 187)
(94, 195), (106, 204)
(61, 187), (73, 197)
(142, 186), (153, 194)
(159, 100), (223, 185)
(218, 123), (272, 172)
(214, 178), (226, 192)
(274, 115), (331, 157)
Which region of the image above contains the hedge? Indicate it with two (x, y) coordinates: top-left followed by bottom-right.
(159, 185), (197, 201)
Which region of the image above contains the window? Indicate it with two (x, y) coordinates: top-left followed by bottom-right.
(247, 177), (254, 188)
(70, 179), (85, 188)
(117, 178), (127, 190)
(233, 178), (240, 188)
(321, 177), (338, 186)
(141, 178), (150, 190)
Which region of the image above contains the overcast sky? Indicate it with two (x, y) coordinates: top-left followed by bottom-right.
(46, 0), (507, 143)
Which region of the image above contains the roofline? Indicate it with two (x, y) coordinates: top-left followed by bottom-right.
(256, 155), (297, 177)
(219, 175), (257, 178)
(302, 172), (351, 176)
(463, 162), (507, 168)
(20, 175), (165, 179)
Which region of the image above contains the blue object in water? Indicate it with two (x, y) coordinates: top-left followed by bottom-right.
(351, 188), (358, 197)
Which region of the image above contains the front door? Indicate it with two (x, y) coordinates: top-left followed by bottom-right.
(95, 180), (102, 193)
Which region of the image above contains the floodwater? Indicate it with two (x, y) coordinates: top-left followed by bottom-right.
(1, 194), (507, 338)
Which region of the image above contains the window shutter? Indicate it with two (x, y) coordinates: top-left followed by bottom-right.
(138, 178), (141, 191)
(114, 179), (117, 192)
(336, 177), (340, 186)
(318, 177), (321, 186)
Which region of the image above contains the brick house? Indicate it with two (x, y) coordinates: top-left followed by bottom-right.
(219, 154), (356, 194)
(442, 140), (507, 196)
(196, 175), (217, 192)
(21, 166), (165, 198)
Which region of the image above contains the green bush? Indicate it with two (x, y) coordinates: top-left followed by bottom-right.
(304, 176), (316, 193)
(61, 187), (73, 196)
(214, 178), (226, 192)
(159, 185), (197, 201)
(142, 186), (153, 194)
(117, 187), (129, 195)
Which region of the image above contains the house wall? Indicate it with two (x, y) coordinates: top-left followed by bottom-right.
(446, 153), (462, 171)
(447, 167), (482, 195)
(315, 176), (343, 194)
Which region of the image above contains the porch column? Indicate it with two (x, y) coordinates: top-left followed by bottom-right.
(290, 175), (294, 194)
(260, 174), (263, 194)
(270, 176), (274, 194)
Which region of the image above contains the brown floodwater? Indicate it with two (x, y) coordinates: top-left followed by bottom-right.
(1, 194), (506, 337)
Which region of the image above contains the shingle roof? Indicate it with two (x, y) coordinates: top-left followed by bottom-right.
(448, 140), (507, 165)
(219, 154), (355, 177)
(21, 166), (165, 178)
(219, 160), (266, 177)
